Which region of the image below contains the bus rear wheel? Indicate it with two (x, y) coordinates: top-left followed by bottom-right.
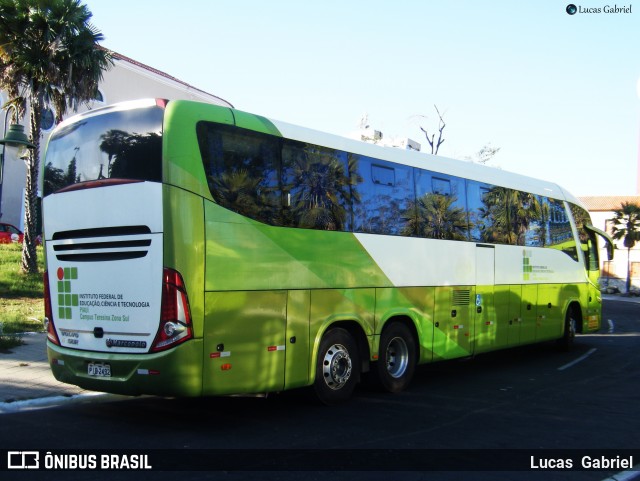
(374, 322), (416, 393)
(313, 328), (359, 405)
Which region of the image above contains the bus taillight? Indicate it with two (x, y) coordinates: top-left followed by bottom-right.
(43, 271), (60, 346)
(151, 268), (193, 352)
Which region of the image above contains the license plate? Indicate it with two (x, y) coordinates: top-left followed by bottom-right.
(88, 362), (111, 377)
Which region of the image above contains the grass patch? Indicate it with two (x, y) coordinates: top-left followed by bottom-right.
(0, 243), (44, 350)
(0, 243), (44, 298)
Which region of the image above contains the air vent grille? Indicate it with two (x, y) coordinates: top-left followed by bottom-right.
(50, 225), (153, 262)
(52, 225), (150, 240)
(452, 290), (471, 306)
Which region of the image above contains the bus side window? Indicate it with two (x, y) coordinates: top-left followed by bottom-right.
(281, 140), (353, 232)
(466, 180), (492, 243)
(197, 122), (283, 226)
(412, 170), (468, 241)
(569, 203), (599, 268)
(352, 156), (414, 236)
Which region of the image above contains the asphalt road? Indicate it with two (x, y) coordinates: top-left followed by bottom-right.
(1, 299), (638, 481)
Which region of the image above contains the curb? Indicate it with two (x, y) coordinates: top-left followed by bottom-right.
(0, 392), (129, 414)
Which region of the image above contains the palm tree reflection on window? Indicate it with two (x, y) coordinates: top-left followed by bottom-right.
(478, 187), (542, 246)
(285, 145), (359, 231)
(402, 193), (468, 240)
(99, 129), (162, 181)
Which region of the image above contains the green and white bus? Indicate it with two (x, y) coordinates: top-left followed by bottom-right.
(42, 98), (613, 404)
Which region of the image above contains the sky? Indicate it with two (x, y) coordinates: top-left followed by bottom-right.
(82, 0), (640, 197)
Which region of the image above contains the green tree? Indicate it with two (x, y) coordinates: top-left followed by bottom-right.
(610, 201), (640, 294)
(0, 0), (112, 273)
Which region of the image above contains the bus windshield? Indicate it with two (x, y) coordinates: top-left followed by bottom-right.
(43, 103), (164, 197)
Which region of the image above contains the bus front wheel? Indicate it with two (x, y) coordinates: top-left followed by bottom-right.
(313, 328), (359, 405)
(558, 308), (577, 352)
(374, 322), (416, 393)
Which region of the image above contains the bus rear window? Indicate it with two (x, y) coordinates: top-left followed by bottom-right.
(43, 105), (164, 197)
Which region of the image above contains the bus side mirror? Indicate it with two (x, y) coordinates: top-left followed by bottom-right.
(585, 224), (614, 261)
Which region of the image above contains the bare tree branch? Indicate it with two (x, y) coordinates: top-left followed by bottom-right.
(476, 143), (501, 164)
(418, 105), (446, 154)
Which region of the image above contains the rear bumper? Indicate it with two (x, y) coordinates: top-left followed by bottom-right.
(47, 339), (203, 397)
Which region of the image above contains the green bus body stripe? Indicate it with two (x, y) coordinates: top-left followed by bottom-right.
(232, 109), (283, 137)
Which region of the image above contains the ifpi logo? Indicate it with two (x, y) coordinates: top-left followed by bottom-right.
(56, 266), (78, 320)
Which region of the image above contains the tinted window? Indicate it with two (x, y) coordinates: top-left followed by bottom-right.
(371, 164), (395, 186)
(467, 181), (492, 242)
(195, 120), (580, 257)
(44, 105), (163, 196)
(198, 123), (357, 231)
(352, 157), (414, 235)
(475, 185), (542, 246)
(569, 203), (594, 266)
(282, 141), (354, 231)
(431, 177), (451, 196)
(197, 122), (283, 225)
(413, 170), (468, 240)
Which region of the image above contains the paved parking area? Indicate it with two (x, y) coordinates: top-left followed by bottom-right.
(0, 332), (90, 403)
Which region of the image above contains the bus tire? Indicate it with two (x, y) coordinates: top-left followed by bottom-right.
(374, 322), (416, 393)
(313, 328), (359, 405)
(558, 308), (577, 352)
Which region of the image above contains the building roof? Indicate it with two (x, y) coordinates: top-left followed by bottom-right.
(108, 49), (233, 108)
(578, 195), (640, 212)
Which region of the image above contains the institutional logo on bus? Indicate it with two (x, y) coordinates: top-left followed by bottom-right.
(56, 267), (78, 320)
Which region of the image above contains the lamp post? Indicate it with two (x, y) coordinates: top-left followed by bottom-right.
(0, 108), (36, 217)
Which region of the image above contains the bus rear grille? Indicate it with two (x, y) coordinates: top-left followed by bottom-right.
(51, 225), (153, 262)
(52, 225), (150, 240)
(54, 251), (149, 262)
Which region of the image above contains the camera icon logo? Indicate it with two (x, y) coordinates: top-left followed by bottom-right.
(566, 4), (578, 15)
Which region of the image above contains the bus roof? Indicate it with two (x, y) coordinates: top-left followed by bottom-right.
(268, 116), (584, 207)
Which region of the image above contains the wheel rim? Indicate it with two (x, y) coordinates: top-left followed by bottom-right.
(386, 336), (409, 379)
(568, 317), (576, 342)
(322, 343), (352, 390)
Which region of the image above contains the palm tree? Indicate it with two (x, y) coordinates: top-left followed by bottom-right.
(610, 202), (640, 294)
(0, 0), (112, 273)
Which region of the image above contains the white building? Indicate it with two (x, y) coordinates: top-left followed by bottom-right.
(0, 51), (232, 230)
(579, 195), (640, 293)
